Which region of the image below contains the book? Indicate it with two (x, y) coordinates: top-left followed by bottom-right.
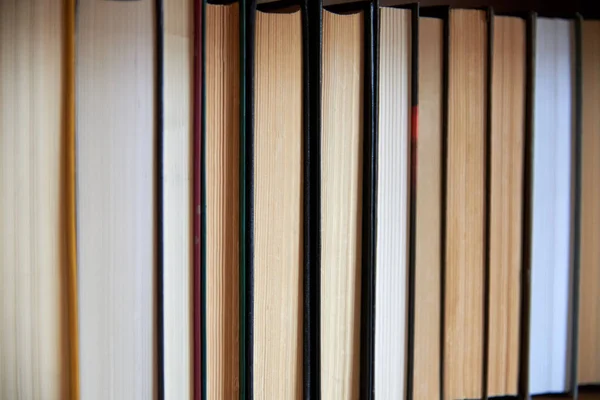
(206, 2), (240, 398)
(374, 6), (411, 399)
(0, 1), (71, 398)
(321, 7), (364, 399)
(445, 9), (487, 400)
(253, 5), (304, 398)
(76, 0), (156, 397)
(487, 14), (526, 398)
(578, 19), (600, 387)
(529, 17), (574, 396)
(414, 14), (443, 400)
(163, 0), (193, 398)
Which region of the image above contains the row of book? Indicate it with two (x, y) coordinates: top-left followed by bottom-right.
(1, 0), (599, 399)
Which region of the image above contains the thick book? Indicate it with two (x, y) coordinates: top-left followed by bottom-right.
(529, 17), (575, 396)
(0, 1), (72, 398)
(444, 8), (487, 400)
(163, 0), (194, 398)
(488, 14), (526, 398)
(205, 1), (241, 398)
(374, 5), (412, 399)
(578, 19), (600, 387)
(247, 1), (307, 397)
(76, 0), (156, 397)
(414, 13), (443, 400)
(321, 5), (365, 399)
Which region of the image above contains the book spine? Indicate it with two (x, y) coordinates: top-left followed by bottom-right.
(359, 2), (377, 399)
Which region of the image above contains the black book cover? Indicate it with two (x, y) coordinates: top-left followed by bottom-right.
(307, 0), (322, 398)
(361, 2), (377, 398)
(570, 13), (583, 400)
